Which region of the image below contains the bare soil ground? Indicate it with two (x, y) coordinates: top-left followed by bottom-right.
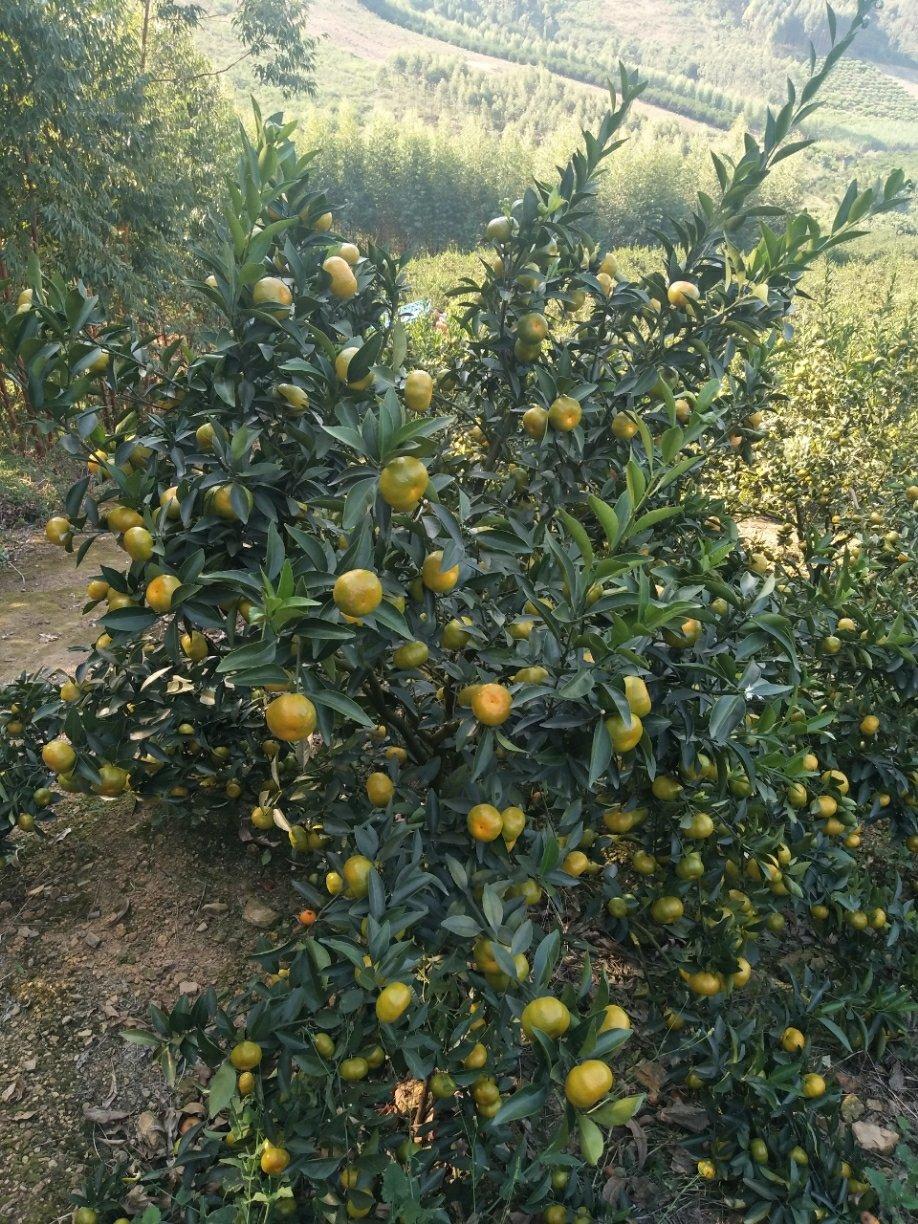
(0, 531), (299, 1219)
(0, 529), (123, 683)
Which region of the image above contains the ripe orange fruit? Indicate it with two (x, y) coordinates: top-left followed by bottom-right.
(333, 569), (383, 617)
(42, 738), (76, 774)
(252, 276), (292, 309)
(343, 854), (373, 898)
(467, 803), (503, 842)
(650, 896), (684, 924)
(404, 369), (433, 412)
(859, 714), (879, 735)
(86, 578), (109, 600)
(45, 515), (72, 546)
(802, 1073), (826, 1099)
(145, 573), (181, 613)
(522, 405), (549, 437)
(605, 713), (642, 752)
(421, 550), (460, 594)
(781, 1027), (806, 1053)
(265, 693), (317, 742)
(379, 456), (429, 511)
(611, 413), (638, 440)
(323, 254), (358, 299)
(599, 1004), (630, 1032)
(121, 525), (154, 561)
(564, 1060), (613, 1109)
(471, 683), (512, 726)
(335, 345), (373, 390)
(667, 280), (700, 307)
(229, 1040), (262, 1070)
(376, 981), (412, 1023)
(260, 1143), (291, 1174)
(366, 771), (394, 806)
(521, 996), (571, 1040)
(297, 908), (317, 927)
(624, 675), (651, 717)
(548, 395), (581, 431)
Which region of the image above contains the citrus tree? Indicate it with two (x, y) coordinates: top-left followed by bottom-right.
(2, 4), (917, 1221)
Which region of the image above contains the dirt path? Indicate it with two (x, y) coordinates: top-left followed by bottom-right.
(0, 535), (299, 1220)
(0, 530), (125, 684)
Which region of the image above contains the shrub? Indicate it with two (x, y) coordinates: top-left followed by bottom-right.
(1, 5), (916, 1221)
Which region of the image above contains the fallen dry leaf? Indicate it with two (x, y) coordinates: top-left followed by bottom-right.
(657, 1102), (709, 1133)
(82, 1104), (129, 1125)
(852, 1120), (899, 1156)
(633, 1060), (666, 1103)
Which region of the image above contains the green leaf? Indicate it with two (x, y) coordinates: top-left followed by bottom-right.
(492, 1084), (547, 1126)
(558, 509), (594, 566)
(709, 694), (746, 743)
(208, 1060), (237, 1117)
(577, 1113), (605, 1165)
(590, 1093), (645, 1127)
(312, 690), (375, 728)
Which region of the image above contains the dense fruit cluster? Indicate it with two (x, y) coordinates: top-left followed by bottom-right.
(1, 10), (916, 1223)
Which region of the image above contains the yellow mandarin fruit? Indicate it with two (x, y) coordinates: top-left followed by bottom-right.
(375, 981), (412, 1023)
(521, 405), (549, 438)
(333, 569), (383, 617)
(421, 550), (460, 594)
(145, 573), (181, 613)
(667, 280), (700, 307)
(379, 456), (429, 512)
(265, 693), (317, 742)
(624, 675), (651, 717)
(335, 345), (373, 390)
(343, 855), (373, 898)
(599, 1004), (631, 1031)
(366, 772), (394, 806)
(471, 683), (512, 726)
(322, 255), (358, 299)
(467, 803), (503, 842)
(564, 1060), (614, 1109)
(521, 996), (571, 1040)
(548, 394), (582, 431)
(252, 276), (292, 309)
(404, 369), (433, 411)
(605, 713), (643, 752)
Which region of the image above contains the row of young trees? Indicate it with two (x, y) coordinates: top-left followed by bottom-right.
(0, 3), (916, 1221)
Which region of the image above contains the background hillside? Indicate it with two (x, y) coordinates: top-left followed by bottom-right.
(190, 0), (917, 254)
